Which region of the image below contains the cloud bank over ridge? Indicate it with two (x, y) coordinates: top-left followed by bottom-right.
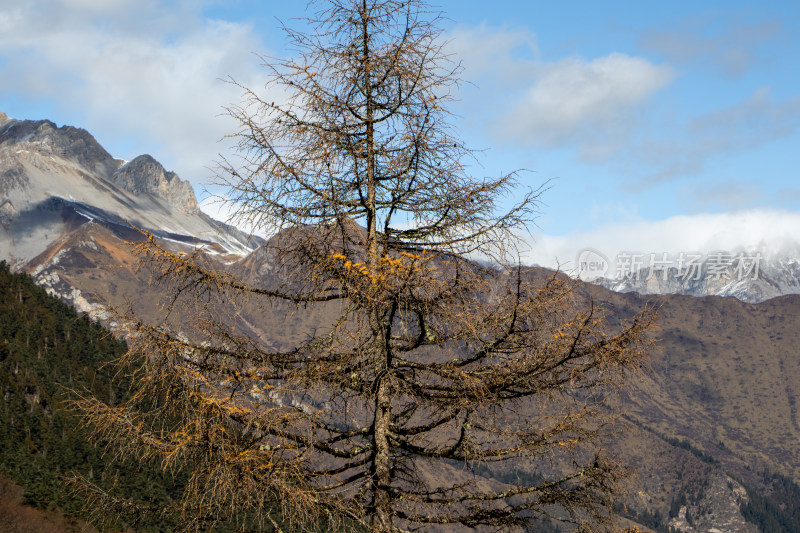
(524, 208), (800, 271)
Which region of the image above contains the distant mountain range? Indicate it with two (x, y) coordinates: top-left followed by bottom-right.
(3, 112), (800, 532)
(571, 246), (800, 303)
(596, 256), (800, 303)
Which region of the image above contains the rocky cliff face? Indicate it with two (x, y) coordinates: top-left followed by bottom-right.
(0, 116), (198, 214)
(0, 117), (120, 179)
(111, 155), (198, 214)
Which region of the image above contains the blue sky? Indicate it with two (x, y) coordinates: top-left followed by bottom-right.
(1, 0), (799, 267)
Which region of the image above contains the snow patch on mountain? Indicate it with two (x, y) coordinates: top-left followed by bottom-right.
(593, 249), (800, 303)
(524, 209), (800, 302)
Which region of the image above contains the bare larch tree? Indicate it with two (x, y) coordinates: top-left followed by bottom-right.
(74, 1), (651, 531)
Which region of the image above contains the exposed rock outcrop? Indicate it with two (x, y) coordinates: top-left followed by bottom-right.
(0, 118), (119, 178)
(0, 200), (16, 229)
(0, 163), (29, 196)
(111, 155), (198, 214)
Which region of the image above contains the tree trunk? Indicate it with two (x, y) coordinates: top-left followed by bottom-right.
(361, 3), (393, 530)
(372, 376), (393, 531)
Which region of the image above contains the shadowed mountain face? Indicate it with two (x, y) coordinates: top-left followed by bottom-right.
(2, 114), (800, 532)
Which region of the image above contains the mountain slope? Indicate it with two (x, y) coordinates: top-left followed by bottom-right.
(0, 260), (186, 530)
(584, 284), (800, 532)
(0, 114), (260, 272)
(615, 290), (800, 483)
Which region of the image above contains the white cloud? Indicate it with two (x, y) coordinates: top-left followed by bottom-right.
(689, 87), (800, 140)
(498, 54), (673, 153)
(0, 0), (278, 185)
(523, 209), (800, 270)
(60, 0), (141, 14)
(447, 24), (539, 81)
(682, 180), (765, 211)
(446, 26), (673, 158)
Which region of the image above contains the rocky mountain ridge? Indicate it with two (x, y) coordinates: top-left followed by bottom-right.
(1, 116), (122, 180)
(0, 116), (199, 215)
(111, 154), (198, 213)
(589, 251), (800, 303)
(1, 115), (258, 244)
(0, 112), (262, 316)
